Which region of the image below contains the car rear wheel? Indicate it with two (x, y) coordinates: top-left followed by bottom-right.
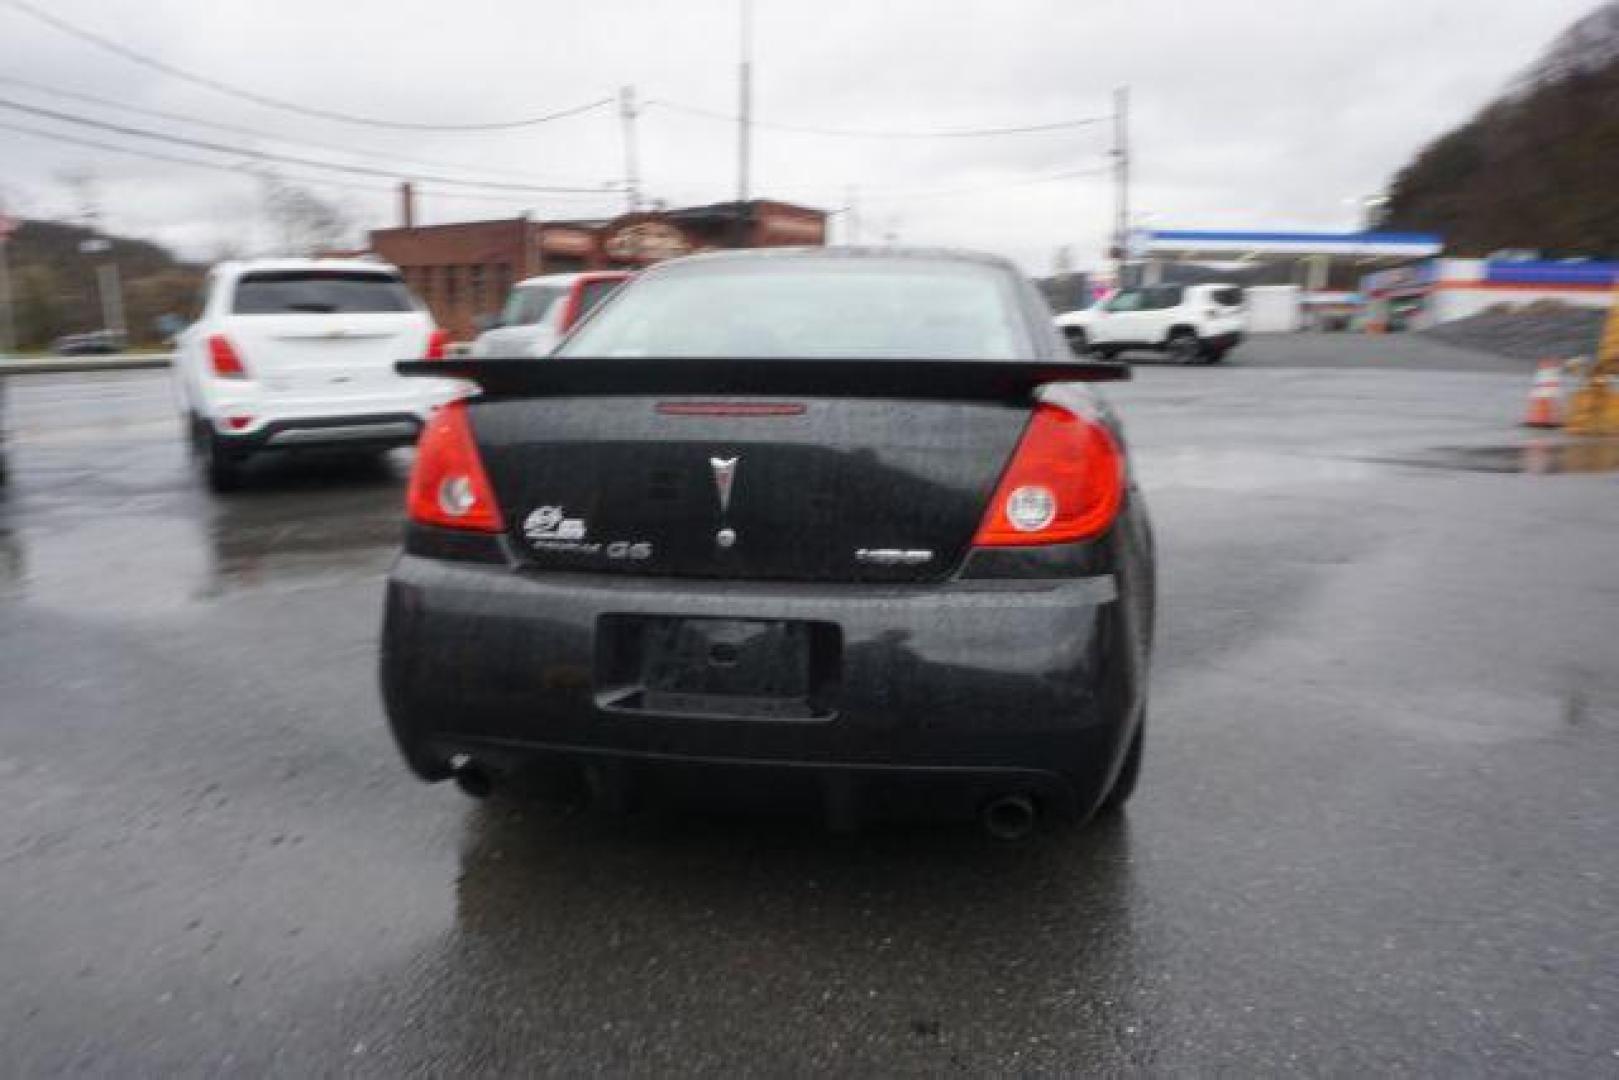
(1095, 718), (1143, 816)
(1205, 347), (1230, 364)
(190, 414), (244, 493)
(1095, 346), (1121, 361)
(1166, 329), (1202, 365)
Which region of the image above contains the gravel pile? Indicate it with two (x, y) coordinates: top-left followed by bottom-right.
(1423, 303), (1608, 361)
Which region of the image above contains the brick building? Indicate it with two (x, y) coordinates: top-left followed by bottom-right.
(369, 189), (826, 339)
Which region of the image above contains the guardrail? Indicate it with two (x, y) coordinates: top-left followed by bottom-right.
(0, 353), (173, 375)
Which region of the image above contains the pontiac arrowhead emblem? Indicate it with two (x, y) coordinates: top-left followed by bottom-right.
(710, 456), (738, 512)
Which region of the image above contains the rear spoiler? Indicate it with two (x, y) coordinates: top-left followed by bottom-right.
(396, 357), (1128, 402)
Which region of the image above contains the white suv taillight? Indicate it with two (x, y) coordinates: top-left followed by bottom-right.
(425, 328), (450, 360)
(208, 334), (248, 379)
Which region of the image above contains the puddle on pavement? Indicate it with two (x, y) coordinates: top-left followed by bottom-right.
(1375, 438), (1619, 475)
(0, 511), (214, 616)
(206, 503), (399, 595)
(1134, 449), (1381, 492)
(0, 493), (400, 616)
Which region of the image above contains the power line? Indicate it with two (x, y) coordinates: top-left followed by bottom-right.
(0, 97), (620, 194)
(657, 162), (1111, 205)
(0, 117), (615, 210)
(646, 98), (1112, 139)
(876, 164), (1113, 202)
(0, 75), (615, 188)
(0, 116), (402, 197)
(1, 0), (615, 132)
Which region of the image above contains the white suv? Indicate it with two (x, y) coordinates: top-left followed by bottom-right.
(173, 259), (453, 491)
(469, 271), (630, 358)
(1055, 283), (1245, 364)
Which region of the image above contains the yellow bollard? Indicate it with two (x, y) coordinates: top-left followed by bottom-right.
(1567, 376), (1619, 435)
(1566, 285), (1619, 436)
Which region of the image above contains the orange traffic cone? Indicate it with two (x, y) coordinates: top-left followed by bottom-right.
(1522, 360), (1565, 428)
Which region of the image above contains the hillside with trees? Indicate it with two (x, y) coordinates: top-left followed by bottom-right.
(2, 173), (356, 350)
(5, 218), (202, 349)
(1377, 1), (1619, 258)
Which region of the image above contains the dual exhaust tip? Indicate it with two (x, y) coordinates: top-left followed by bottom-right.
(979, 793), (1039, 841)
(449, 756), (1041, 840)
(450, 756), (494, 799)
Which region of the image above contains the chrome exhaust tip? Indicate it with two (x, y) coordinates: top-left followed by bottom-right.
(980, 794), (1038, 841)
(449, 755), (493, 799)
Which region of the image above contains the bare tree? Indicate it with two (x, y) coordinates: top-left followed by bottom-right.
(0, 181), (35, 219)
(1513, 0), (1619, 93)
(55, 165), (101, 230)
(257, 173), (355, 256)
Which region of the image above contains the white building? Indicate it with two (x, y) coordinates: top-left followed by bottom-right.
(1362, 259), (1619, 330)
(1138, 229), (1444, 331)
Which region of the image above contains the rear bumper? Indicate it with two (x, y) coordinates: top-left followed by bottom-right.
(447, 742), (1087, 823)
(380, 554), (1147, 820)
(216, 412), (422, 455)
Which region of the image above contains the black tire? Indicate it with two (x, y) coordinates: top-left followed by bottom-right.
(1165, 329), (1202, 365)
(1205, 347), (1229, 364)
(1096, 718), (1143, 816)
(190, 414), (245, 493)
(1096, 346), (1122, 361)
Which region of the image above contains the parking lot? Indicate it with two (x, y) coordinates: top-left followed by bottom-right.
(3, 334), (1616, 1074)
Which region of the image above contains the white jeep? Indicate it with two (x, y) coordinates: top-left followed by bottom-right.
(1055, 282), (1245, 364)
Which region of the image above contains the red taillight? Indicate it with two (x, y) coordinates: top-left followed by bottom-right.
(225, 415), (254, 430)
(405, 402), (504, 532)
(558, 289), (585, 334)
(208, 334), (247, 379)
(972, 403), (1125, 547)
(425, 328), (451, 360)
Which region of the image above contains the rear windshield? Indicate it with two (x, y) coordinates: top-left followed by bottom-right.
(571, 278), (626, 325)
(231, 271), (415, 315)
(558, 260), (1027, 359)
(502, 284), (566, 327)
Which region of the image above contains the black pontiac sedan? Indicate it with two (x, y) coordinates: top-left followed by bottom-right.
(381, 248), (1155, 837)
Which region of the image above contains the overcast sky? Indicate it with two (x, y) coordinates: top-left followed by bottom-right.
(0, 0), (1607, 272)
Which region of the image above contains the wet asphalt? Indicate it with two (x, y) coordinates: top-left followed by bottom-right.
(2, 335), (1616, 1076)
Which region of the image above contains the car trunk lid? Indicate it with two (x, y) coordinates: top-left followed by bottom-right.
(475, 396), (1028, 582)
(230, 314), (427, 399)
(401, 357), (1128, 584)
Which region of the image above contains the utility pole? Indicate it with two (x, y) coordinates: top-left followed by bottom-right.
(619, 86), (641, 214)
(1112, 85), (1130, 287)
(99, 262), (125, 336)
(79, 236), (124, 339)
(736, 0), (753, 243)
(0, 211), (16, 356)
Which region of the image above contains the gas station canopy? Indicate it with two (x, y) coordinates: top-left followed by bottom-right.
(1143, 230), (1443, 260)
(1138, 229), (1444, 294)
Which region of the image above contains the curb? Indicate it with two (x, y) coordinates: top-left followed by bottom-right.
(0, 354), (173, 375)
